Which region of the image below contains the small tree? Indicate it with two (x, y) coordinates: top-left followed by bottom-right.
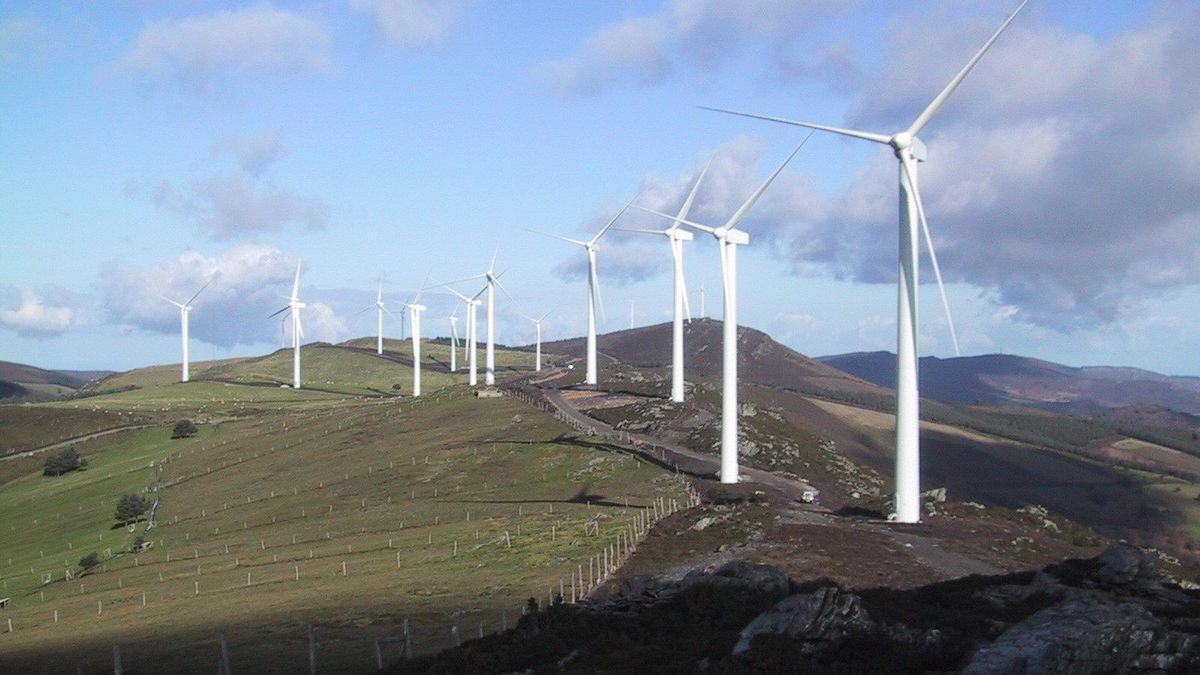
(115, 493), (149, 525)
(131, 535), (146, 552)
(43, 447), (87, 476)
(171, 419), (198, 439)
(79, 552), (101, 573)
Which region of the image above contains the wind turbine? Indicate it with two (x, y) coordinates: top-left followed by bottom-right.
(269, 261), (306, 389)
(439, 283), (483, 386)
(531, 200), (633, 385)
(403, 278), (429, 397)
(159, 278), (211, 383)
(444, 253), (514, 387)
(519, 310), (552, 373)
(700, 1), (1027, 520)
(618, 158), (710, 402)
(373, 278), (387, 354)
(636, 140), (810, 484)
(699, 283), (706, 318)
(448, 310), (460, 373)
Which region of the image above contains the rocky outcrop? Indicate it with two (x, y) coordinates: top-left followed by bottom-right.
(387, 544), (1199, 674)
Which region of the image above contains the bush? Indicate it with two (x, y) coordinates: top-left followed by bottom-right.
(115, 493), (149, 525)
(131, 535), (146, 552)
(43, 447), (87, 476)
(79, 552), (100, 573)
(171, 419), (198, 439)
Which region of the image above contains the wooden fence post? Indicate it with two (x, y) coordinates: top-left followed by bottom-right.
(307, 624), (316, 675)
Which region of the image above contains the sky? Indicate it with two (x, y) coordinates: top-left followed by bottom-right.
(2, 0), (1198, 376)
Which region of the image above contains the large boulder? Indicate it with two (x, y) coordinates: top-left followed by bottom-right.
(963, 596), (1171, 674)
(733, 586), (872, 656)
(1094, 542), (1158, 588)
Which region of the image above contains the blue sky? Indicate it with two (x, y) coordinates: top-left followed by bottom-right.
(2, 0), (1198, 376)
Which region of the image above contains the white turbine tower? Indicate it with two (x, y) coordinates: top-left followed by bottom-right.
(269, 261), (306, 389)
(637, 140), (810, 483)
(701, 1), (1026, 520)
(519, 310), (552, 373)
(532, 200), (632, 385)
(618, 158), (710, 402)
(159, 279), (211, 383)
(404, 278), (429, 397)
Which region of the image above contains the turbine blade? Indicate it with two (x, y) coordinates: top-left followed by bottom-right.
(725, 131), (814, 231)
(614, 227), (669, 236)
(411, 274), (430, 305)
(590, 261), (605, 322)
(185, 279), (212, 306)
(907, 0), (1030, 137)
(675, 156), (712, 228)
(524, 228), (588, 247)
(489, 247), (498, 275)
(588, 198), (634, 246)
(492, 275), (517, 305)
(439, 273), (487, 287)
(674, 242), (693, 322)
(631, 205), (714, 233)
(159, 294), (185, 308)
(295, 311), (304, 340)
(377, 277), (383, 303)
(699, 106), (890, 145)
(291, 260), (302, 301)
(902, 156), (962, 357)
(268, 306), (290, 319)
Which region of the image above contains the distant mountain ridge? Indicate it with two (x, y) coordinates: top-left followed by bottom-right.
(818, 352), (1200, 415)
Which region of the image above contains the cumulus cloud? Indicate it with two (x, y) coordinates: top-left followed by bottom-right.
(534, 0), (849, 97)
(604, 3), (1197, 334)
(0, 287), (75, 338)
(131, 133), (328, 239)
(216, 132), (287, 177)
(100, 245), (309, 346)
(350, 0), (469, 47)
(558, 136), (827, 287)
(120, 6), (330, 86)
(771, 3), (1200, 330)
(0, 16), (48, 67)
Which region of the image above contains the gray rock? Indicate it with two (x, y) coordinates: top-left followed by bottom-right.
(1095, 542), (1157, 588)
(963, 597), (1163, 674)
(733, 586), (872, 656)
(682, 560), (794, 598)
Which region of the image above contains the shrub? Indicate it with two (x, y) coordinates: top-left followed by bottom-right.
(79, 552), (100, 573)
(131, 535), (146, 552)
(171, 419), (198, 439)
(43, 447), (87, 476)
(115, 493), (149, 525)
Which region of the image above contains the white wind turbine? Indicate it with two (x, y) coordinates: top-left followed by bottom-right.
(373, 278), (387, 354)
(439, 283), (484, 386)
(701, 0), (1027, 520)
(636, 140), (810, 483)
(519, 310), (552, 373)
(287, 263), (306, 389)
(159, 278), (212, 383)
(618, 158), (710, 402)
(404, 278), (429, 397)
(444, 253), (515, 387)
(269, 261), (306, 389)
(447, 310), (460, 373)
(532, 200), (633, 385)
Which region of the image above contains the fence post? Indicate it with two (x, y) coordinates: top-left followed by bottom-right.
(219, 633), (232, 674)
(113, 645), (123, 675)
(308, 624), (316, 675)
(374, 640), (383, 669)
(403, 619), (412, 659)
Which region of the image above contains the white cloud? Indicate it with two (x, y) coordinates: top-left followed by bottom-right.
(121, 6), (330, 86)
(0, 288), (73, 338)
(351, 0), (470, 48)
(298, 302), (347, 344)
(216, 132), (287, 177)
(534, 0), (849, 97)
(100, 245), (302, 347)
(0, 16), (48, 67)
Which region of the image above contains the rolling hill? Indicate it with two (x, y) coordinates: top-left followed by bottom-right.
(0, 360), (113, 402)
(819, 351), (1200, 415)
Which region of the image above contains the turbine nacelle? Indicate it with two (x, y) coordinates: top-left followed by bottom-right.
(668, 228), (694, 242)
(890, 133), (928, 162)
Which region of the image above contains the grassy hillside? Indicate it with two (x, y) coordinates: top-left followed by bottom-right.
(0, 390), (687, 672)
